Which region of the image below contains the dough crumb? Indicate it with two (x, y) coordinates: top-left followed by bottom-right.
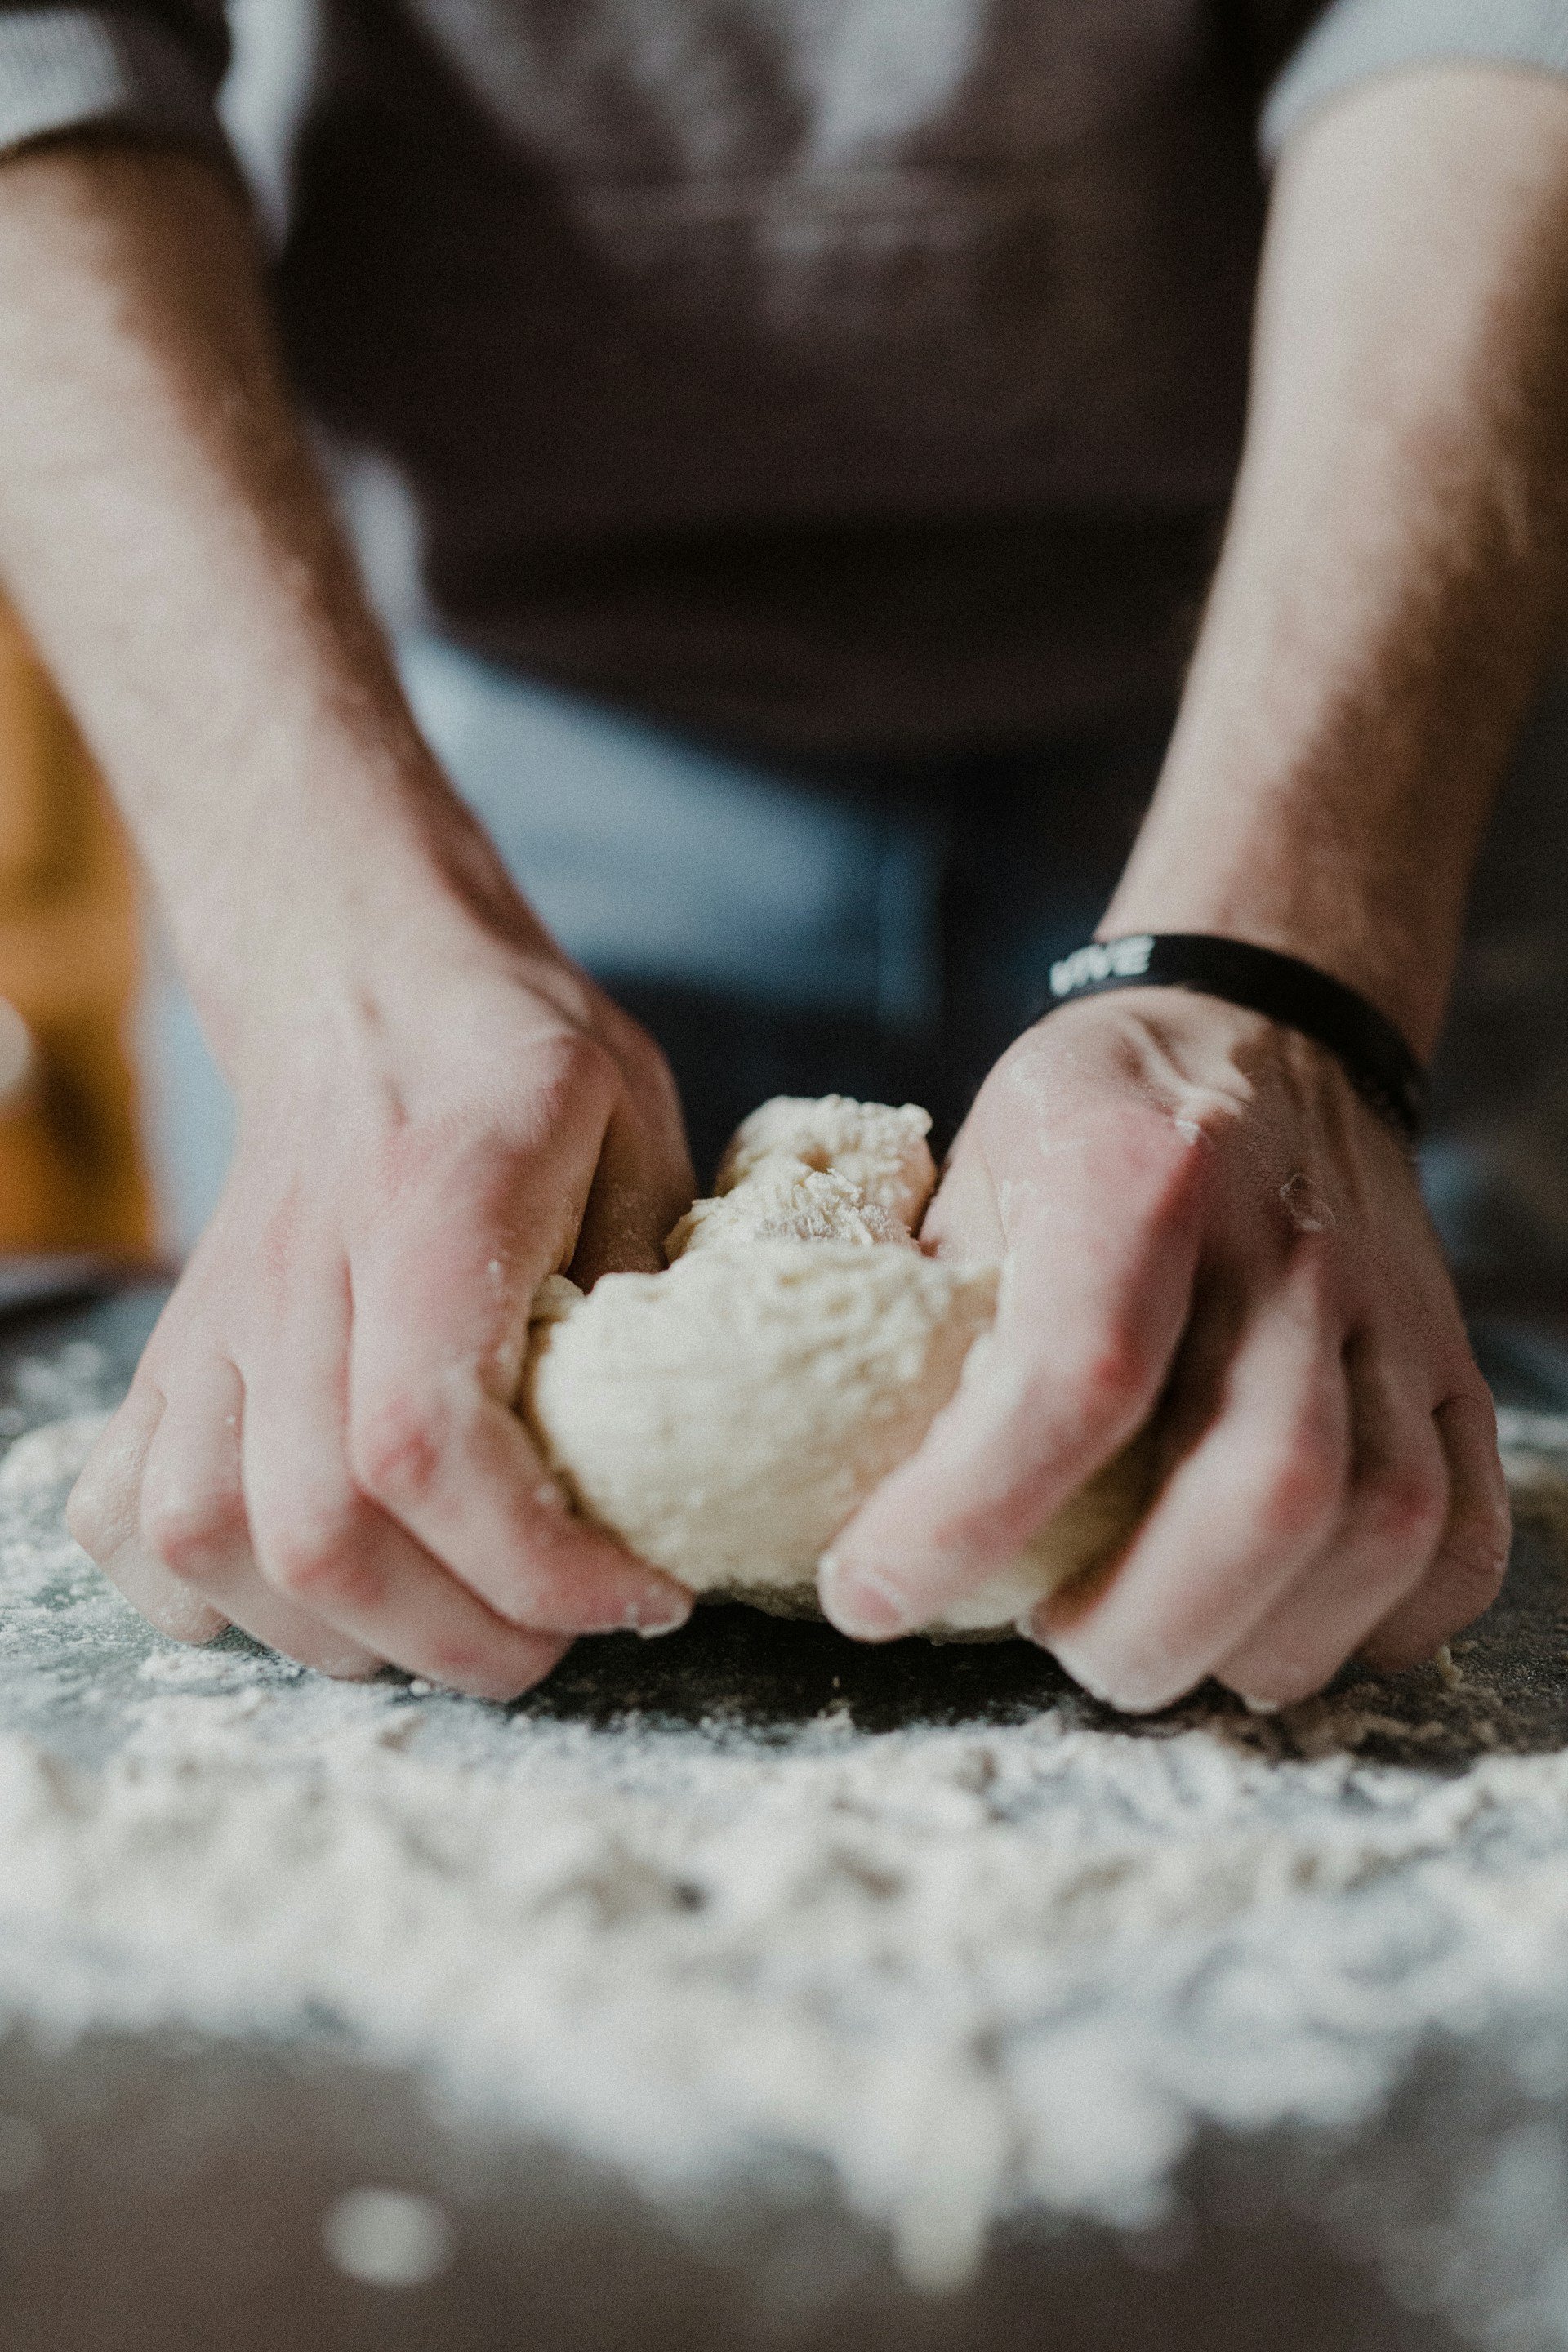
(715, 1094), (937, 1226)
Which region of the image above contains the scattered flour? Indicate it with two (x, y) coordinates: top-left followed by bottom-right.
(6, 1406), (1568, 2307)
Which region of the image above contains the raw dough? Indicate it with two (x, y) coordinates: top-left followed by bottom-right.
(523, 1096), (1153, 1637)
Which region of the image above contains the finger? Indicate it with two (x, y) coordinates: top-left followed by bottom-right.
(242, 1259), (575, 1699)
(572, 1096), (693, 1285)
(66, 1375), (163, 1559)
(917, 1134), (1004, 1259)
(1032, 1241), (1350, 1713)
(820, 1112), (1206, 1638)
(67, 1379), (228, 1647)
(139, 1358), (382, 1680)
(1213, 1339), (1448, 1708)
(1357, 1389), (1511, 1672)
(347, 1198), (693, 1637)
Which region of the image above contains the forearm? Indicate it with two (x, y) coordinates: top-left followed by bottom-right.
(0, 141), (535, 1077)
(11, 144), (697, 1694)
(1107, 69), (1568, 1058)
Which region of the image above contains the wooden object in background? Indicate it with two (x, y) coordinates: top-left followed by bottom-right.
(0, 604), (150, 1254)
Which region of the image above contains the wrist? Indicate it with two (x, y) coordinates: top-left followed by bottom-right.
(1045, 931), (1428, 1138)
(1102, 804), (1463, 1061)
(160, 743), (570, 1085)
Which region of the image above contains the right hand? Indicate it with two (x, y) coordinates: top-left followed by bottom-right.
(0, 144), (691, 1698)
(67, 934), (697, 1699)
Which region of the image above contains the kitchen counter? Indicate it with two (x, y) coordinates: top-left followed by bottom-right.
(2, 1274), (1566, 2352)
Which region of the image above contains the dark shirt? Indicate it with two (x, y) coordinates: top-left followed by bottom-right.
(2, 1), (1566, 751)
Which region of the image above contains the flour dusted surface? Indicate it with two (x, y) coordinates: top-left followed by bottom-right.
(10, 1408), (1568, 2311)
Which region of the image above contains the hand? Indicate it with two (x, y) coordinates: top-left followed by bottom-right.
(819, 991), (1509, 1711)
(67, 940), (697, 1699)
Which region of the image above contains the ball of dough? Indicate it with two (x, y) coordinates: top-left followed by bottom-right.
(521, 1097), (1153, 1639)
(528, 1245), (1000, 1610)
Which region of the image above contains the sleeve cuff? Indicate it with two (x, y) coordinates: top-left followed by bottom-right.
(0, 7), (230, 167)
(1263, 0), (1568, 158)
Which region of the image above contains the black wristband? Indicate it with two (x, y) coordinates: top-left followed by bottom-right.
(1040, 933), (1428, 1141)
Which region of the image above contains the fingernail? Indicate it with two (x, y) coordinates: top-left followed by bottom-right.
(817, 1554), (914, 1642)
(626, 1587), (693, 1639)
(321, 1651), (384, 1682)
(1033, 1637), (1115, 1704)
(1027, 1625), (1149, 1712)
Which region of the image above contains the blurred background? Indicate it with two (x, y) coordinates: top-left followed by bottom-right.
(7, 0), (1568, 1301)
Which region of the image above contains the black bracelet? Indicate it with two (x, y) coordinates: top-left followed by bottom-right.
(1040, 933), (1429, 1141)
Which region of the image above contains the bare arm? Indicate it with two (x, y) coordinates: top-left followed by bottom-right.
(0, 142), (695, 1692)
(825, 69), (1568, 1703)
(0, 142), (543, 1065)
(1111, 67), (1568, 1056)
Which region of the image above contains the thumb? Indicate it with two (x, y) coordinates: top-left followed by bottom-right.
(570, 1100), (695, 1284)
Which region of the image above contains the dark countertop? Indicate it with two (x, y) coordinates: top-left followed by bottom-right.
(2, 1273), (1566, 2352)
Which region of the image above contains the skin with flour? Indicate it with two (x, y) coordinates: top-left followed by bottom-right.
(3, 74), (1566, 1704)
(523, 1098), (1152, 1637)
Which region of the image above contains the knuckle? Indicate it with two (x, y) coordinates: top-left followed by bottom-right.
(1069, 1318), (1156, 1416)
(929, 1496), (1030, 1571)
(529, 1027), (621, 1124)
(1257, 1414), (1343, 1546)
(140, 1481), (247, 1580)
(1365, 1459), (1448, 1554)
(351, 1383), (454, 1506)
(265, 1497), (369, 1603)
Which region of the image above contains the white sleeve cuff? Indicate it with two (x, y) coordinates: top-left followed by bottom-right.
(1264, 0), (1568, 158)
(0, 7), (229, 165)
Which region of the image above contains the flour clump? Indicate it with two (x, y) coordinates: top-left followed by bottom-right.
(523, 1096), (1151, 1637)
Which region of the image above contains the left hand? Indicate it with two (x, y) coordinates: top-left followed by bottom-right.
(818, 990), (1509, 1711)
